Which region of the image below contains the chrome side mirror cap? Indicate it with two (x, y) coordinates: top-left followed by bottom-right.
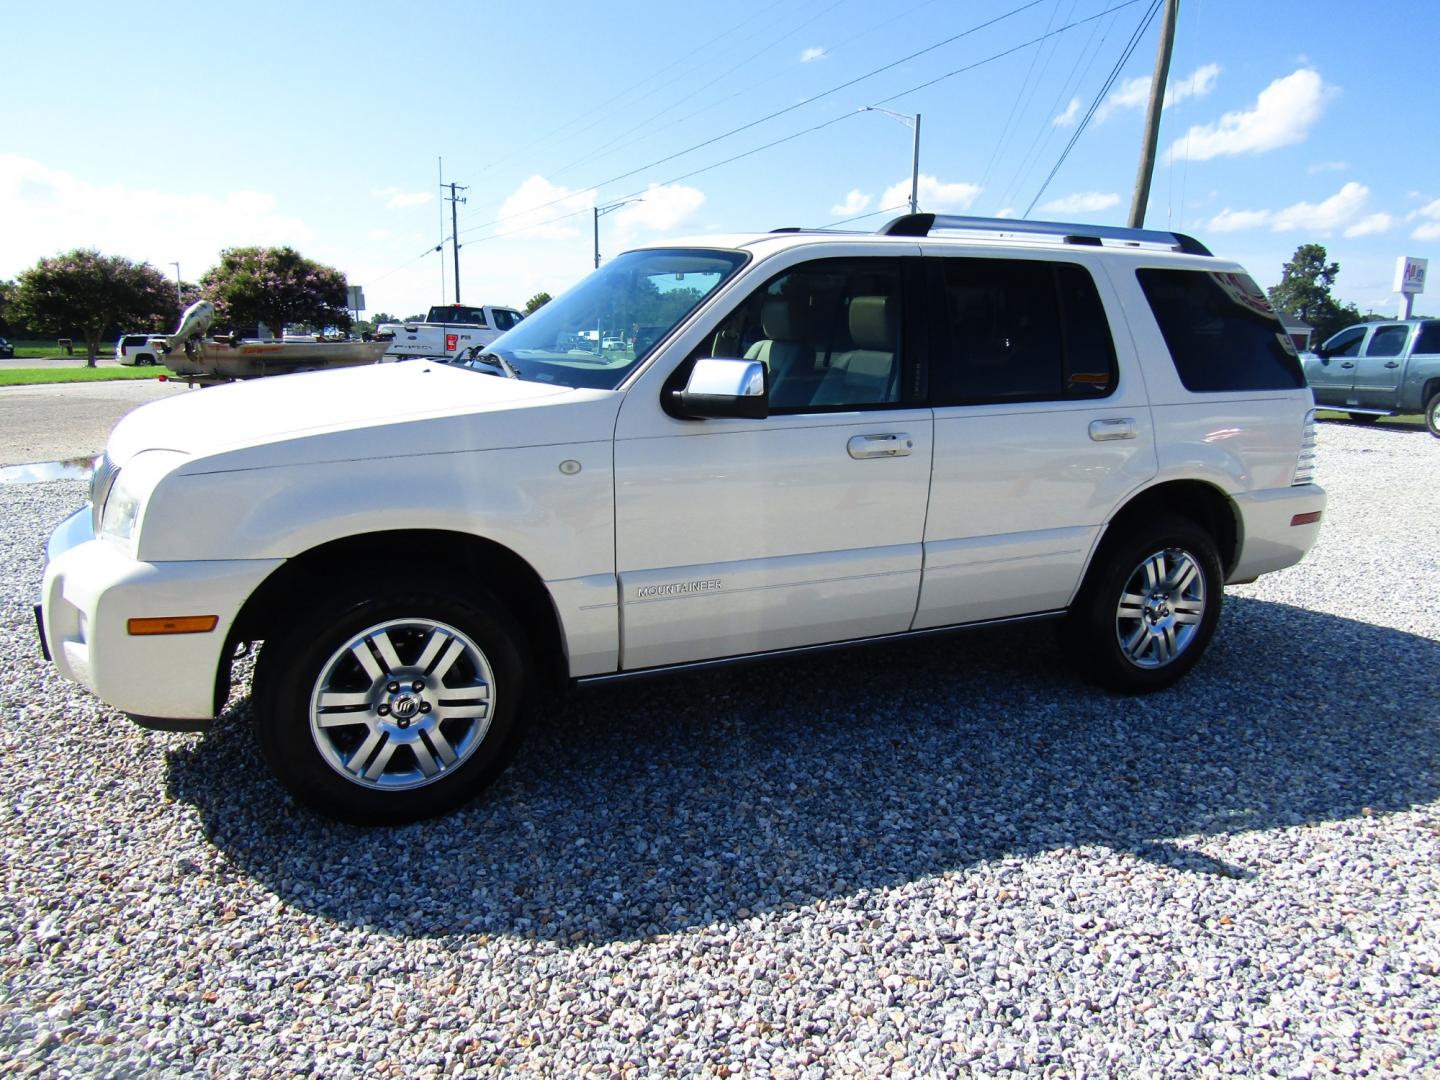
(669, 357), (769, 419)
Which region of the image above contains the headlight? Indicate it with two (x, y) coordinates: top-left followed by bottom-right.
(97, 450), (189, 546)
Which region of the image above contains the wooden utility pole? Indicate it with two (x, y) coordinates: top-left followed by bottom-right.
(1127, 0), (1180, 228)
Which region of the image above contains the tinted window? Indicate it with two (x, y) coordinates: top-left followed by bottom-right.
(1364, 325), (1410, 357)
(1322, 326), (1366, 357)
(492, 309), (522, 332)
(931, 258), (1116, 404)
(1416, 321), (1440, 354)
(429, 306), (488, 325)
(1136, 269), (1305, 392)
(695, 258), (904, 411)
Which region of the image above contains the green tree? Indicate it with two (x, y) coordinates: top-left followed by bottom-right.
(201, 246), (350, 338)
(524, 292), (552, 314)
(15, 250), (177, 366)
(1267, 243), (1362, 345)
(0, 279), (17, 335)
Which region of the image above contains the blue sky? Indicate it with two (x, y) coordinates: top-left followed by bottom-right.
(5, 0), (1438, 320)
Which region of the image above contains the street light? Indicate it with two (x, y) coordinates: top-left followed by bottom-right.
(593, 198), (642, 270)
(860, 107), (922, 215)
(169, 262), (182, 304)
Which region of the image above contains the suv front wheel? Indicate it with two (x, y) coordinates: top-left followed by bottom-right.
(253, 578), (528, 823)
(1066, 514), (1223, 693)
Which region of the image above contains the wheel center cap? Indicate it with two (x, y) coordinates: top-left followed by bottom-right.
(391, 695), (420, 720)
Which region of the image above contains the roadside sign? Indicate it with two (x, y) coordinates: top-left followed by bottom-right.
(1393, 257), (1427, 295)
(347, 286), (366, 311)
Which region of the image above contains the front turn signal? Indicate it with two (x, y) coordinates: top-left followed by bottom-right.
(127, 615), (220, 636)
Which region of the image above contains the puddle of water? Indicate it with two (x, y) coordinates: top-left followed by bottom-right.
(0, 456), (96, 484)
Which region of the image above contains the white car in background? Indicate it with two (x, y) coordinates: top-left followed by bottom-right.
(115, 334), (161, 366)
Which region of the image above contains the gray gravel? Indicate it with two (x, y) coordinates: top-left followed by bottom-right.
(1, 419), (1437, 1077)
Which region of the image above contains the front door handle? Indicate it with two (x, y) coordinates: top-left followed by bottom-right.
(1341, 361), (1355, 368)
(1089, 418), (1136, 442)
(847, 433), (913, 459)
(1384, 361), (1400, 368)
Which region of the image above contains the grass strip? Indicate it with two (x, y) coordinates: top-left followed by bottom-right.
(0, 367), (170, 386)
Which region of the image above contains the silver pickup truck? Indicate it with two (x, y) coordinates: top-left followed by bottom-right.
(1302, 319), (1440, 436)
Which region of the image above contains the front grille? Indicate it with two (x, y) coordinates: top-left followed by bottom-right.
(1293, 410), (1317, 486)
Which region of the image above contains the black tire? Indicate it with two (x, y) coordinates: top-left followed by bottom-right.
(1426, 391), (1440, 439)
(1346, 412), (1381, 424)
(1064, 513), (1223, 693)
(253, 578), (528, 823)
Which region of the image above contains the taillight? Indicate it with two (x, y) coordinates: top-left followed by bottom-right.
(1293, 409), (1317, 486)
(445, 333), (459, 352)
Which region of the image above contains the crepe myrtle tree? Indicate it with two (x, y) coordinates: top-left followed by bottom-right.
(202, 246), (351, 338)
(14, 250), (178, 366)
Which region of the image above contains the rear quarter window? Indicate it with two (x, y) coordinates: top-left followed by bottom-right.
(1136, 268), (1305, 392)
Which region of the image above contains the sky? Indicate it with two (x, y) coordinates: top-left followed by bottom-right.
(5, 0), (1439, 321)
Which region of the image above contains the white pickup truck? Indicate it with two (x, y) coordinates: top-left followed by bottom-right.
(378, 303), (525, 361)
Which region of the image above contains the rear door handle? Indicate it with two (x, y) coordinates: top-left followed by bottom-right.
(847, 433), (913, 459)
(1341, 361), (1355, 368)
(1088, 418), (1136, 442)
(1384, 361), (1400, 368)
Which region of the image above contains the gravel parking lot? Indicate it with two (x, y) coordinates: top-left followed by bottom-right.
(1, 421), (1437, 1077)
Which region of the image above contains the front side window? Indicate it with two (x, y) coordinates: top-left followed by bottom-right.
(491, 308), (523, 332)
(691, 258), (904, 411)
(1322, 326), (1365, 357)
(1136, 268), (1305, 392)
(1363, 324), (1410, 357)
(477, 248), (746, 389)
(931, 258), (1117, 405)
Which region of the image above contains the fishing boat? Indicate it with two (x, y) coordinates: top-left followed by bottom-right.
(154, 301), (392, 381)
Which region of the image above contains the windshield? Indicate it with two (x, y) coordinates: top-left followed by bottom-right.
(475, 248), (746, 389)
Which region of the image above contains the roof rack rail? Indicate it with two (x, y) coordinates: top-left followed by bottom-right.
(877, 213), (1212, 256)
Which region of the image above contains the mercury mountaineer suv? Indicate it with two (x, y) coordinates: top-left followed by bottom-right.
(38, 214), (1326, 823)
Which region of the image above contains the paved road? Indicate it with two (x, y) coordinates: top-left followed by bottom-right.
(0, 379), (191, 465)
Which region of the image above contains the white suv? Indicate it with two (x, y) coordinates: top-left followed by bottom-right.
(39, 214), (1325, 822)
(115, 333), (161, 366)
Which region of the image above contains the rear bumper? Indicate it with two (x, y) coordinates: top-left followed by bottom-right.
(40, 506), (282, 722)
(1227, 484), (1326, 583)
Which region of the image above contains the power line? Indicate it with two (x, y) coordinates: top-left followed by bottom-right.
(455, 0), (1051, 241)
(1024, 0), (1160, 216)
(978, 0), (1067, 192)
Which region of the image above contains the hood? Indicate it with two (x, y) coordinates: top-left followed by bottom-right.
(107, 362), (594, 467)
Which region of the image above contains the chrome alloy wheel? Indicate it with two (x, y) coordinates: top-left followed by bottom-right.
(1114, 547), (1207, 669)
(308, 618), (495, 791)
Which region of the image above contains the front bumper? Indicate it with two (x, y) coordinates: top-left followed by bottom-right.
(1227, 484), (1327, 583)
(40, 506), (283, 722)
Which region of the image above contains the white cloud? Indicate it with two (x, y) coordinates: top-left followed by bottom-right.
(830, 189), (872, 217)
(1344, 213), (1394, 238)
(1410, 199), (1440, 241)
(1038, 191), (1122, 215)
(371, 186), (433, 209)
(1308, 160), (1348, 174)
(613, 182), (706, 235)
(495, 175), (594, 240)
(1096, 63), (1220, 123)
(1053, 97), (1082, 127)
(1166, 68), (1334, 162)
(995, 208), (1016, 219)
(800, 46), (825, 63)
(883, 174), (981, 213)
(1205, 182), (1389, 237)
(0, 153), (314, 280)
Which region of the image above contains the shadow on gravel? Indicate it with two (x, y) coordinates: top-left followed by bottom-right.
(165, 597), (1440, 944)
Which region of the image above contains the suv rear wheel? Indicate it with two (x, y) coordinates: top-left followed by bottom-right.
(1066, 513), (1222, 693)
(253, 578), (528, 823)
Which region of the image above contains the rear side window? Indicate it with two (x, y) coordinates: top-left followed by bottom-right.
(1364, 325), (1410, 357)
(1137, 269), (1305, 392)
(931, 258), (1117, 404)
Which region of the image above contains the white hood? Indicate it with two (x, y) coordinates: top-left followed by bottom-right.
(107, 362), (586, 466)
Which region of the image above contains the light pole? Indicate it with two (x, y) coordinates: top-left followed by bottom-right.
(169, 262), (182, 305)
(861, 107), (922, 215)
(593, 198), (642, 270)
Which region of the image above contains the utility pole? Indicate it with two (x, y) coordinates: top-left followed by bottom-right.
(861, 107), (922, 214)
(1127, 0), (1179, 228)
(594, 199), (642, 269)
(169, 262), (182, 305)
(444, 181), (468, 302)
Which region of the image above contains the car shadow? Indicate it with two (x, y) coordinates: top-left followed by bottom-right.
(165, 596), (1440, 944)
(1315, 410), (1428, 434)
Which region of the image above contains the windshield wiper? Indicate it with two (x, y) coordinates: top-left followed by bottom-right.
(464, 350), (521, 379)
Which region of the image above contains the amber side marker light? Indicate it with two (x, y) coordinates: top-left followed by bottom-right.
(127, 615), (219, 636)
(1290, 511), (1322, 527)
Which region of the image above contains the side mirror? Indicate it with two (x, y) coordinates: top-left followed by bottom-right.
(669, 357), (769, 419)
(1312, 344), (1330, 360)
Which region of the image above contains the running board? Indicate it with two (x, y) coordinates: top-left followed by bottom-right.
(575, 610), (1066, 687)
